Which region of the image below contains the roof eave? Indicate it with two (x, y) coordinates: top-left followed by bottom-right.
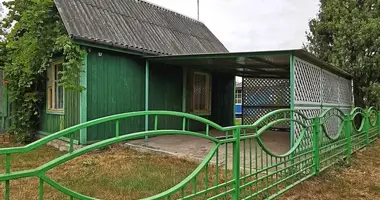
(144, 49), (352, 79)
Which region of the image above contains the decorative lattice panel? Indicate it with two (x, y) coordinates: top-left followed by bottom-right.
(242, 78), (290, 106)
(294, 57), (321, 104)
(293, 57), (353, 147)
(292, 109), (320, 151)
(321, 109), (343, 138)
(322, 70), (339, 104)
(240, 56), (353, 149)
(340, 107), (352, 115)
(294, 109), (320, 136)
(242, 78), (290, 127)
(339, 78), (353, 106)
(242, 107), (278, 126)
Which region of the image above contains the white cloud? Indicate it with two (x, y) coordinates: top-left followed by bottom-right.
(147, 0), (319, 52)
(1, 0), (320, 51)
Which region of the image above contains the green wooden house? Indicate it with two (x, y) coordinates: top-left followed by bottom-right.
(0, 0), (352, 146)
(35, 0), (234, 144)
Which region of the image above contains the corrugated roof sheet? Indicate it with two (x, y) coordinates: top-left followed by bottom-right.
(54, 0), (228, 55)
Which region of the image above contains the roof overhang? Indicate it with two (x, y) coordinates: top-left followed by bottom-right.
(145, 49), (352, 79)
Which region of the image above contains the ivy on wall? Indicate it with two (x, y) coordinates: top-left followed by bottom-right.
(0, 0), (84, 142)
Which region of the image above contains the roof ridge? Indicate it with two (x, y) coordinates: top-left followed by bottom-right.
(74, 0), (217, 42)
(135, 0), (203, 24)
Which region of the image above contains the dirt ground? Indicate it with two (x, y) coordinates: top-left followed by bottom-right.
(282, 140), (380, 200)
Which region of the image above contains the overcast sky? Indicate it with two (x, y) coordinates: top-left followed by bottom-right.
(148, 0), (320, 52)
(0, 0), (320, 51)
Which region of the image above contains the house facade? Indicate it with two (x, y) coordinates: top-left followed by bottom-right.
(0, 0), (353, 147)
(37, 0), (234, 144)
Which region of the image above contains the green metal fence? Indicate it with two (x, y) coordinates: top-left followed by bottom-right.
(0, 107), (378, 199)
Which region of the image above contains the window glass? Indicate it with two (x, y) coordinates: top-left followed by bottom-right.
(47, 62), (64, 112)
(55, 64), (64, 110)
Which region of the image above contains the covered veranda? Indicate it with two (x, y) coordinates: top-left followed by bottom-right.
(128, 49), (352, 168)
(127, 50), (305, 166)
(146, 49), (295, 129)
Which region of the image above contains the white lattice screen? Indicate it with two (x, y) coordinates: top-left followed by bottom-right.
(293, 57), (353, 144)
(293, 57), (353, 108)
(242, 78), (290, 127)
(241, 55), (353, 147)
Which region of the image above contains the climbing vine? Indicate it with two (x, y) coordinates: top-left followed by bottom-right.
(0, 0), (85, 142)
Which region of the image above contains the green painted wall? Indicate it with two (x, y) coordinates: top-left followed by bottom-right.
(149, 64), (183, 129)
(210, 73), (235, 126)
(39, 89), (80, 141)
(149, 67), (234, 132)
(86, 50), (145, 142)
(39, 48), (234, 143)
(188, 72), (235, 130)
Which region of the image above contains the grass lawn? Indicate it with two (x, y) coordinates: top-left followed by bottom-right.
(282, 140), (380, 200)
(0, 142), (207, 200)
(235, 118), (242, 125)
(2, 138), (380, 200)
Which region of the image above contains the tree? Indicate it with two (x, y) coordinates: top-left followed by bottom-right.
(0, 0), (84, 142)
(305, 0), (380, 107)
(0, 1), (6, 39)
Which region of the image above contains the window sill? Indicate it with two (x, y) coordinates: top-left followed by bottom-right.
(46, 110), (64, 115)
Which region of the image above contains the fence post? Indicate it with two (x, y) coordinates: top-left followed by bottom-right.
(365, 109), (370, 145)
(377, 111), (380, 136)
(344, 115), (352, 162)
(232, 127), (241, 200)
(312, 117), (320, 175)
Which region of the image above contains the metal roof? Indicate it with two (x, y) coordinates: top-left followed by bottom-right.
(54, 0), (228, 55)
(145, 49), (352, 79)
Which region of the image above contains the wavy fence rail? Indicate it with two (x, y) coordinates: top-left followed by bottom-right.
(0, 107), (379, 199)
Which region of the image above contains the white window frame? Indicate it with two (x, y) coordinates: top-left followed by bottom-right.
(47, 60), (64, 113)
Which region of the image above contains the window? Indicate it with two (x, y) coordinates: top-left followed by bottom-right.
(190, 72), (211, 115)
(47, 62), (64, 112)
(236, 89), (242, 104)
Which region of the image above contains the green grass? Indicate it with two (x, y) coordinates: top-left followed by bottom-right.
(0, 142), (211, 199)
(235, 118), (242, 125)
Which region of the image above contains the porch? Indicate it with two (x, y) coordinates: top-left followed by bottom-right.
(144, 49), (352, 147)
(125, 50), (298, 167)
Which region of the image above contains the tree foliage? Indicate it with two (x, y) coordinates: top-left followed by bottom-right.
(0, 0), (84, 142)
(306, 0), (380, 107)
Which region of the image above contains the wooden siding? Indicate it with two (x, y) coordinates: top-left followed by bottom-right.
(39, 88), (80, 141)
(39, 50), (234, 143)
(86, 50), (145, 142)
(210, 73), (235, 126)
(149, 64), (183, 129)
(39, 48), (234, 143)
(188, 72), (235, 130)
